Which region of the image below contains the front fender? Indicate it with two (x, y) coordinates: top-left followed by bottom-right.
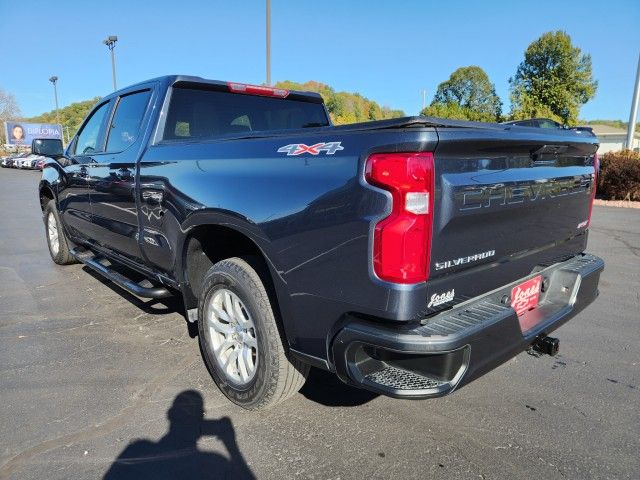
(39, 159), (65, 209)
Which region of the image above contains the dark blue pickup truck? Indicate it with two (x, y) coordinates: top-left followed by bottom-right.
(37, 75), (604, 409)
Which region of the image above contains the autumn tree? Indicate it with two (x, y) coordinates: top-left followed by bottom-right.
(421, 66), (502, 122)
(0, 88), (22, 144)
(509, 31), (597, 125)
(274, 80), (404, 125)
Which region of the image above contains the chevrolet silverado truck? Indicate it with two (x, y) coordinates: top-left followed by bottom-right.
(36, 75), (604, 409)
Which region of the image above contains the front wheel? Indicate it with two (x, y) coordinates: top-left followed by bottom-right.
(44, 200), (76, 265)
(198, 257), (309, 410)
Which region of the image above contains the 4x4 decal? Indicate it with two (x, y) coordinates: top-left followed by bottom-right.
(277, 141), (344, 156)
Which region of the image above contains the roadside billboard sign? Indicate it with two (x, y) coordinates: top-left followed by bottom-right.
(4, 121), (63, 146)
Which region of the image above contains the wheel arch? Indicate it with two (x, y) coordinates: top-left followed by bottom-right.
(38, 161), (65, 212)
(38, 181), (56, 212)
(178, 218), (296, 348)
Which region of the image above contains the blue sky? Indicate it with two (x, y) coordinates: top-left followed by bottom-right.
(1, 0), (639, 120)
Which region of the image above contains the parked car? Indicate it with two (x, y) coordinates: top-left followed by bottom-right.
(502, 117), (565, 129)
(38, 76), (603, 410)
(24, 155), (45, 169)
(15, 155), (33, 168)
(502, 118), (596, 137)
(15, 154), (43, 169)
(2, 152), (29, 168)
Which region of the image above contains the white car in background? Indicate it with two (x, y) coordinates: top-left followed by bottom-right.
(15, 156), (31, 168)
(16, 154), (44, 169)
(2, 152), (29, 167)
(24, 155), (46, 169)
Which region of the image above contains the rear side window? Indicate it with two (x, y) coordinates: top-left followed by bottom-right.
(162, 87), (329, 141)
(106, 90), (152, 152)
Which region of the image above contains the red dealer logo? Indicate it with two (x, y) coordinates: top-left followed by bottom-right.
(511, 275), (542, 319)
(277, 142), (344, 156)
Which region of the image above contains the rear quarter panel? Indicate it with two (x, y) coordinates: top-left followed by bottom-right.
(137, 128), (438, 359)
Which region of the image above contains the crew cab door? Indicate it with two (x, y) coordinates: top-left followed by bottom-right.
(59, 100), (112, 241)
(86, 88), (153, 263)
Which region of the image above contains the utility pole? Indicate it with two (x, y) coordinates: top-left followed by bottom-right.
(49, 76), (60, 126)
(266, 0), (271, 86)
(103, 35), (118, 90)
(420, 89), (427, 112)
(626, 53), (640, 150)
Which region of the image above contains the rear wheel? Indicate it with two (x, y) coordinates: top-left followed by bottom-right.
(198, 257), (309, 409)
(44, 200), (76, 265)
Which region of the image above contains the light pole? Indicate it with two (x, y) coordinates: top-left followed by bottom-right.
(626, 53), (640, 150)
(103, 35), (118, 90)
(266, 0), (271, 86)
(420, 89), (427, 112)
(49, 76), (60, 126)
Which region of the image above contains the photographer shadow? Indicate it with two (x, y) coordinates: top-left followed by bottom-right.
(103, 390), (255, 479)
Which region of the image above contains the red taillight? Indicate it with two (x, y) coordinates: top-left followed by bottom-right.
(587, 153), (599, 227)
(227, 82), (289, 98)
(365, 152), (434, 284)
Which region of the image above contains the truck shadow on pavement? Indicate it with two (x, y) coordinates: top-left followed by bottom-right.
(82, 267), (198, 337)
(103, 390), (255, 480)
(301, 368), (378, 407)
(81, 266), (378, 408)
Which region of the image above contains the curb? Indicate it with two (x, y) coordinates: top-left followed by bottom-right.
(594, 199), (640, 209)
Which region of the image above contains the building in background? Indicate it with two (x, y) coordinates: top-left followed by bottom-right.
(589, 124), (640, 153)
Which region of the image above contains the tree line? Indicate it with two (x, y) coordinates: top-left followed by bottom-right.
(274, 80), (405, 124)
(27, 97), (102, 143)
(0, 29), (610, 146)
(421, 31), (598, 125)
(2, 82), (405, 143)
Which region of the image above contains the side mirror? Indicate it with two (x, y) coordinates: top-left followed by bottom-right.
(32, 138), (64, 158)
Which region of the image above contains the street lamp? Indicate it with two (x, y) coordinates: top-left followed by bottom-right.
(266, 0), (271, 86)
(49, 76), (60, 126)
(626, 53), (640, 149)
(103, 35), (118, 90)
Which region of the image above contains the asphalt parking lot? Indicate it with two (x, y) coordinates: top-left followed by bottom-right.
(0, 166), (638, 480)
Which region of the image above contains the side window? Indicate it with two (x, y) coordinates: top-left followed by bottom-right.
(106, 90), (152, 153)
(74, 102), (111, 155)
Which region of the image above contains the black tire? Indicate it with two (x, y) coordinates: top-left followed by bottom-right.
(44, 200), (76, 265)
(197, 257), (309, 410)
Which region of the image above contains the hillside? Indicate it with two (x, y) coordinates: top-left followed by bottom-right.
(580, 119), (640, 130)
(274, 80), (404, 124)
(27, 97), (100, 141)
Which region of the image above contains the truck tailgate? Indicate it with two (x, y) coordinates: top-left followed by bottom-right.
(426, 126), (598, 312)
